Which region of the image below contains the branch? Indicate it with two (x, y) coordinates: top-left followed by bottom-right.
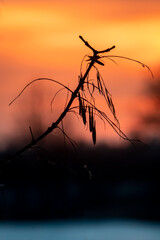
(9, 78), (73, 106)
(102, 55), (154, 78)
(3, 49), (96, 163)
(2, 35), (149, 165)
(79, 35), (97, 53)
(79, 35), (115, 55)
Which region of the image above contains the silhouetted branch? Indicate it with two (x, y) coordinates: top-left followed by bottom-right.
(102, 55), (154, 78)
(29, 126), (35, 143)
(9, 78), (73, 106)
(57, 125), (77, 150)
(50, 87), (66, 112)
(79, 35), (115, 55)
(1, 35), (151, 165)
(79, 35), (97, 53)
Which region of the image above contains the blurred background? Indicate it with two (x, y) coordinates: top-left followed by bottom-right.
(0, 0), (160, 239)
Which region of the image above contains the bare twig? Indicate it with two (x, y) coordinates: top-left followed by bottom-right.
(2, 35), (151, 165)
(102, 55), (154, 78)
(29, 126), (35, 143)
(9, 78), (73, 106)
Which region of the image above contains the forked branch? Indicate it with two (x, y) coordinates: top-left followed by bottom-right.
(2, 35), (152, 164)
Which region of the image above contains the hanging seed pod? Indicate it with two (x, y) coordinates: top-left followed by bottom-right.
(81, 104), (86, 125)
(78, 93), (83, 115)
(97, 71), (103, 94)
(79, 73), (84, 91)
(92, 82), (95, 95)
(81, 82), (84, 91)
(105, 88), (116, 116)
(88, 106), (93, 132)
(92, 120), (96, 145)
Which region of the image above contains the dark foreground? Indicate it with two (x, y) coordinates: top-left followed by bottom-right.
(0, 142), (160, 221)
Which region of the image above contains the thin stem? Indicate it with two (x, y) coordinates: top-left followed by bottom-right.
(9, 78), (73, 106)
(4, 59), (95, 163)
(2, 35), (141, 164)
(102, 55), (154, 78)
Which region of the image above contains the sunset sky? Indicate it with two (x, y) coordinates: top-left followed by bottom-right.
(0, 0), (160, 150)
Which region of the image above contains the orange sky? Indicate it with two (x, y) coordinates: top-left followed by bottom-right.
(0, 0), (160, 150)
